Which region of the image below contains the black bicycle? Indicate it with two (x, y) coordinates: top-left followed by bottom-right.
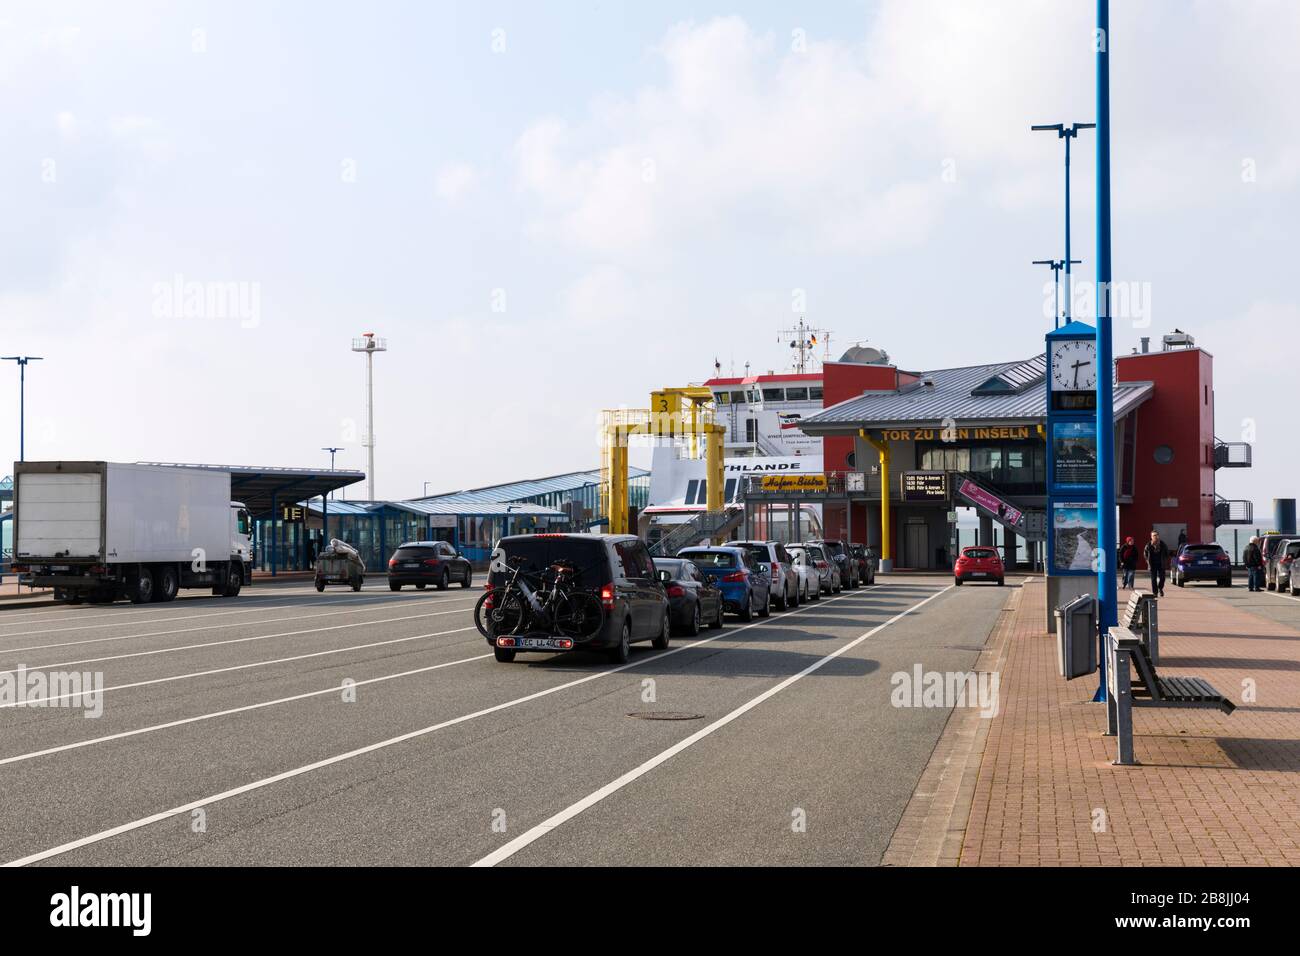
(473, 555), (604, 640)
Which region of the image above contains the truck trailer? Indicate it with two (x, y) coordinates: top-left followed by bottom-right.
(11, 461), (253, 604)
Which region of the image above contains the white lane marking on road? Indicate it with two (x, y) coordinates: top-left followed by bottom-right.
(1, 625), (482, 709)
(0, 591), (472, 640)
(1, 585), (911, 866)
(0, 653), (494, 767)
(472, 584), (954, 867)
(0, 585), (385, 625)
(0, 595), (478, 660)
(0, 606), (478, 681)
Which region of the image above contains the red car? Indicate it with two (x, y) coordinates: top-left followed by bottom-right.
(954, 546), (1004, 586)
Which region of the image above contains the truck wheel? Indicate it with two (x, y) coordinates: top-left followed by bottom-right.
(129, 567), (155, 604)
(222, 563), (242, 597)
(315, 579), (326, 592)
(153, 565), (179, 602)
(351, 576), (363, 592)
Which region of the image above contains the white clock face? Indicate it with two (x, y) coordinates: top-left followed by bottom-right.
(1051, 339), (1097, 391)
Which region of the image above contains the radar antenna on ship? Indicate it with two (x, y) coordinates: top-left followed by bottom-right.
(777, 317), (832, 374)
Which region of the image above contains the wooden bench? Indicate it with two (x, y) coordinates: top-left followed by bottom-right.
(1106, 629), (1234, 765)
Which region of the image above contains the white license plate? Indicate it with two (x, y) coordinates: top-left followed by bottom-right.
(518, 637), (565, 650)
(51, 565), (70, 572)
(969, 571), (987, 577)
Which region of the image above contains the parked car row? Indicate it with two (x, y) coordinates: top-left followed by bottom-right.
(1261, 533), (1300, 594)
(478, 532), (878, 665)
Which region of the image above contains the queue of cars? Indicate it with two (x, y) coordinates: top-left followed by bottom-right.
(475, 532), (877, 664)
(1261, 533), (1300, 594)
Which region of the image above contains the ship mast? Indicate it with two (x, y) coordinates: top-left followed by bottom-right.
(777, 316), (832, 374)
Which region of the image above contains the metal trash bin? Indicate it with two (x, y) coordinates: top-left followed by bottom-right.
(1055, 594), (1096, 680)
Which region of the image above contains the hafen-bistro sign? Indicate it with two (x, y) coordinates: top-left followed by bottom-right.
(758, 474), (828, 492)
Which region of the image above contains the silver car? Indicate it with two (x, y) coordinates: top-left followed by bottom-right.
(784, 545), (823, 603)
(731, 540), (801, 611)
(801, 543), (842, 594)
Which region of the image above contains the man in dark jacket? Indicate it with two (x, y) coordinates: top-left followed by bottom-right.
(1244, 535), (1265, 592)
(1118, 536), (1139, 589)
(1144, 530), (1169, 597)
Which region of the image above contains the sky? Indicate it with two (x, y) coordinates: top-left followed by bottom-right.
(1, 0), (1296, 513)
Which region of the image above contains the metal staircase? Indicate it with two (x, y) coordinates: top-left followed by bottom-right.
(648, 508), (745, 556)
(1213, 494), (1253, 526)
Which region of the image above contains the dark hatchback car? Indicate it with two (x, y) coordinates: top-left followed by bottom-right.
(810, 539), (860, 588)
(1171, 543), (1232, 587)
(387, 541), (473, 591)
(485, 533), (669, 664)
(653, 557), (725, 635)
(848, 544), (877, 585)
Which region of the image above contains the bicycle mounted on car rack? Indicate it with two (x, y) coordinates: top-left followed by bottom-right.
(474, 551), (605, 642)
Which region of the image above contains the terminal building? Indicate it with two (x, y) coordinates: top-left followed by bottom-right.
(780, 330), (1254, 570)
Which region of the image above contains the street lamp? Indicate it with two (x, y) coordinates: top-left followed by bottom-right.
(1032, 258), (1082, 326)
(1, 355), (44, 462)
(322, 447), (343, 500)
(1031, 122), (1095, 327)
(350, 332), (387, 501)
(423, 481), (431, 497)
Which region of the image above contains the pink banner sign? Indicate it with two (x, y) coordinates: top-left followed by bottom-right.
(958, 479), (1023, 527)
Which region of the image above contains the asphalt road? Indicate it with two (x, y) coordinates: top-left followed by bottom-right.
(0, 573), (1016, 866)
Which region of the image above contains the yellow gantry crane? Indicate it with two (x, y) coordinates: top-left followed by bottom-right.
(600, 386), (725, 536)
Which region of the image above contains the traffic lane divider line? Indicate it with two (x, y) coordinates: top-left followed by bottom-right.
(0, 594), (481, 656)
(1, 584), (938, 866)
(0, 652), (494, 768)
(0, 625), (485, 709)
(472, 584), (955, 867)
(0, 590), (477, 639)
(0, 603), (480, 676)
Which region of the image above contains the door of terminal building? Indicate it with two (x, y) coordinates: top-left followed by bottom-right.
(904, 520), (929, 570)
(1153, 522), (1186, 551)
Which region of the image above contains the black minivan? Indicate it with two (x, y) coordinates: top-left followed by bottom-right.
(485, 534), (670, 664)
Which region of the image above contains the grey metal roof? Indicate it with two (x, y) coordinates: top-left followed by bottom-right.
(799, 358), (1153, 433)
(303, 498), (564, 517)
(418, 467), (648, 508)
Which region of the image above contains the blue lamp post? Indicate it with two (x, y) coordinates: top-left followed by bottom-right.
(1031, 123), (1095, 328)
(1094, 0), (1118, 660)
(1033, 258), (1083, 326)
(1, 355), (43, 462)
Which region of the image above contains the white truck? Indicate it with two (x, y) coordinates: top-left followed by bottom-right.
(11, 461), (253, 604)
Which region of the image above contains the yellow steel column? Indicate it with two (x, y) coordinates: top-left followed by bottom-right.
(610, 437), (629, 535)
(860, 429), (892, 571)
(705, 424), (724, 515)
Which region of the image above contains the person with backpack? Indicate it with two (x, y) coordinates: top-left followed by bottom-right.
(1118, 536), (1139, 590)
(1143, 530), (1169, 597)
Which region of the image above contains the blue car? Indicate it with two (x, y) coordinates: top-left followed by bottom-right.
(676, 546), (771, 622)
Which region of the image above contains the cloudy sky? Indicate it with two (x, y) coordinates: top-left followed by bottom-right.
(1, 0), (1296, 511)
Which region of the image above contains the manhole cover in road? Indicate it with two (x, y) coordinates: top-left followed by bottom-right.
(626, 711), (705, 721)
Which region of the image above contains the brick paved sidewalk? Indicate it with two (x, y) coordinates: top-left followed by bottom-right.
(955, 578), (1300, 866)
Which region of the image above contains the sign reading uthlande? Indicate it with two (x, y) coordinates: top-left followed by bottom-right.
(902, 471), (948, 501)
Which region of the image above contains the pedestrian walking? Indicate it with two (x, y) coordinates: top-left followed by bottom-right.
(1244, 535), (1265, 592)
(1177, 528), (1188, 550)
(1119, 536), (1139, 589)
(1144, 530), (1169, 597)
